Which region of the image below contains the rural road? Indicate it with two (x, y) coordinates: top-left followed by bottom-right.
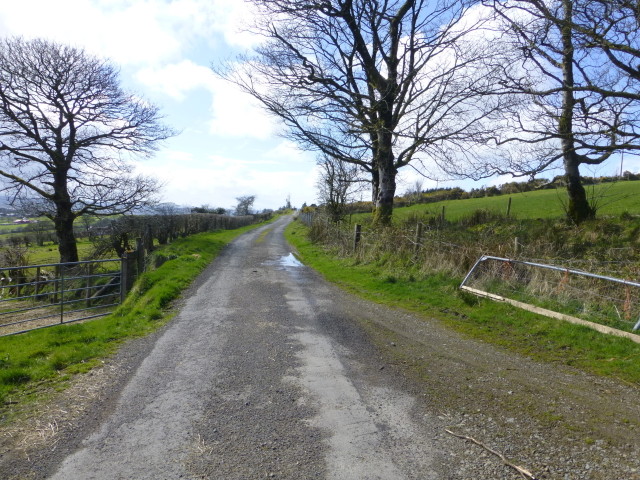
(5, 215), (640, 479)
(47, 216), (445, 479)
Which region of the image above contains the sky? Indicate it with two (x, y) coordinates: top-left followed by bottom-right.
(0, 0), (320, 212)
(0, 0), (635, 212)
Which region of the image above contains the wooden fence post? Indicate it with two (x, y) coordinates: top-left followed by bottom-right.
(121, 253), (130, 303)
(414, 222), (424, 255)
(506, 197), (512, 217)
(144, 224), (154, 253)
(441, 205), (446, 225)
(353, 224), (362, 251)
(136, 237), (145, 277)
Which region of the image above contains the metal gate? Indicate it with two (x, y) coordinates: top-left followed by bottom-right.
(0, 258), (122, 336)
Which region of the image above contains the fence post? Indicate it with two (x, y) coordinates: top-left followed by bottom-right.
(506, 197), (512, 217)
(120, 253), (130, 303)
(144, 224), (154, 253)
(136, 237), (145, 277)
(414, 222), (424, 255)
(441, 205), (446, 225)
(60, 266), (65, 324)
(353, 224), (362, 251)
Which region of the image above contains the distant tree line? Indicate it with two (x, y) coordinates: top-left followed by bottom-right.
(399, 172), (640, 207)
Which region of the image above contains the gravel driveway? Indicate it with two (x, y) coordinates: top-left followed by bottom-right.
(2, 216), (639, 479)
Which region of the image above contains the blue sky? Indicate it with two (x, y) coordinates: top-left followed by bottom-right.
(0, 0), (319, 212)
(0, 0), (635, 212)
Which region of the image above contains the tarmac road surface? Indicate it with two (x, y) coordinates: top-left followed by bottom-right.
(48, 216), (446, 479)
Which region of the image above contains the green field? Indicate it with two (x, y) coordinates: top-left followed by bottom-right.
(288, 181), (640, 387)
(362, 180), (640, 223)
(26, 240), (95, 265)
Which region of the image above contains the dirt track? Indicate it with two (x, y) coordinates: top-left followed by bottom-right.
(1, 216), (639, 479)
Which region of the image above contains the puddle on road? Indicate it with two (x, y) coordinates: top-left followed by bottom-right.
(263, 253), (304, 270)
(280, 253), (303, 268)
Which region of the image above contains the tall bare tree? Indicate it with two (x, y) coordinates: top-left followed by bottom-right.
(219, 0), (504, 224)
(0, 38), (173, 263)
(473, 0), (640, 223)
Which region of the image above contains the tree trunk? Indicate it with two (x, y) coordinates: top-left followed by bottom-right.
(371, 94), (397, 225)
(371, 169), (380, 205)
(53, 169), (79, 264)
(373, 165), (396, 225)
(565, 158), (594, 223)
(559, 0), (593, 224)
(54, 211), (79, 264)
(372, 129), (396, 225)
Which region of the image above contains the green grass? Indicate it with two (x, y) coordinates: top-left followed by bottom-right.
(0, 222), (267, 416)
(24, 240), (96, 265)
(350, 180), (640, 224)
(285, 220), (640, 385)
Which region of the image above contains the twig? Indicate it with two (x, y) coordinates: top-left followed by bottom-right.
(445, 428), (538, 480)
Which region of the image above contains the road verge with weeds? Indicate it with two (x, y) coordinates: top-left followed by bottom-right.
(0, 222), (268, 423)
(285, 220), (640, 386)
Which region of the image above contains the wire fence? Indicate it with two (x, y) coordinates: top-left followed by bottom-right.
(0, 212), (273, 336)
(298, 211), (640, 339)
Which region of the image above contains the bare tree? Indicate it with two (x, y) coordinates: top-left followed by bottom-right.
(571, 0), (640, 104)
(235, 195), (256, 216)
(316, 155), (365, 222)
(407, 178), (424, 204)
(0, 38), (174, 263)
(24, 219), (55, 247)
(473, 0), (640, 223)
(219, 0), (505, 225)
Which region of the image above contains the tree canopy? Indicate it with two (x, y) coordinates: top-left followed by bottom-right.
(0, 37), (174, 262)
(220, 0), (505, 224)
(222, 0), (640, 224)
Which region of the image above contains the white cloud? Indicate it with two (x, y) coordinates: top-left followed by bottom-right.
(134, 150), (317, 210)
(136, 60), (215, 100)
(207, 82), (277, 139)
(0, 0), (259, 67)
(263, 140), (308, 161)
(135, 59), (279, 139)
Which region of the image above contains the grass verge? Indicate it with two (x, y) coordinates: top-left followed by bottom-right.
(0, 222), (267, 420)
(285, 220), (640, 386)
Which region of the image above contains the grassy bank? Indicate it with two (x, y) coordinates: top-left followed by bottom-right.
(348, 180), (640, 224)
(285, 220), (640, 385)
(0, 222), (266, 417)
